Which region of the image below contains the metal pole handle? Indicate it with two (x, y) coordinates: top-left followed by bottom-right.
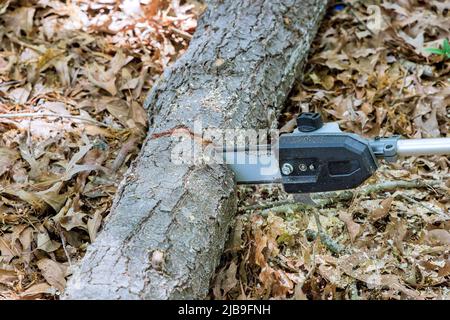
(397, 138), (450, 157)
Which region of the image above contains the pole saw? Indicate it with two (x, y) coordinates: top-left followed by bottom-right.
(222, 112), (450, 195)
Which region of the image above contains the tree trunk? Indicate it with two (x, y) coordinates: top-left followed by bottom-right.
(63, 0), (328, 300)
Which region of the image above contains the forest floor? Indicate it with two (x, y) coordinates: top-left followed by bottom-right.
(0, 1), (449, 300)
(0, 0), (200, 299)
(212, 1), (450, 300)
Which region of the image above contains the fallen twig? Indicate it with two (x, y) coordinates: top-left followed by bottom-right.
(169, 27), (193, 40)
(305, 227), (344, 255)
(0, 112), (110, 128)
(314, 179), (442, 205)
(242, 199), (309, 212)
(58, 227), (72, 268)
(396, 193), (449, 219)
(312, 208), (343, 254)
(241, 179), (443, 213)
(6, 34), (47, 54)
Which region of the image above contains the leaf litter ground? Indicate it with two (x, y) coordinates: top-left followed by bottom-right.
(212, 0), (449, 300)
(0, 0), (200, 299)
(0, 0), (448, 300)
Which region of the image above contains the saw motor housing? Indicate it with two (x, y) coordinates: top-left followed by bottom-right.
(278, 113), (379, 193)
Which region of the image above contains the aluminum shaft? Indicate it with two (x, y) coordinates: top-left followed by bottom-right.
(397, 138), (450, 157)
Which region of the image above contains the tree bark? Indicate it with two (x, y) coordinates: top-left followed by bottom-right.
(63, 0), (328, 299)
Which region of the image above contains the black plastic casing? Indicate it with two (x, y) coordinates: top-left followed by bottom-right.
(296, 112), (324, 132)
(279, 133), (379, 193)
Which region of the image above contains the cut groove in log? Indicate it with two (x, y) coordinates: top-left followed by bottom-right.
(63, 0), (328, 299)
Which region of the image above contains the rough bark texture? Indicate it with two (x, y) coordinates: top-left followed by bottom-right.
(63, 0), (328, 299)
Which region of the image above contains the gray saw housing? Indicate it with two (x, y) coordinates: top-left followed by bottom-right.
(278, 121), (379, 193)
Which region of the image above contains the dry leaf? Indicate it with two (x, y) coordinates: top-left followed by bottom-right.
(87, 208), (103, 242)
(339, 211), (361, 242)
(20, 283), (55, 298)
(104, 97), (129, 126)
(3, 6), (36, 36)
(8, 86), (31, 103)
(59, 210), (87, 231)
(36, 258), (66, 292)
(369, 197), (394, 222)
(37, 230), (60, 253)
(222, 261), (238, 295)
(0, 234), (17, 264)
(426, 229), (450, 246)
(437, 259), (450, 277)
(0, 147), (19, 177)
(87, 63), (117, 95)
(366, 5), (388, 34)
(0, 268), (18, 285)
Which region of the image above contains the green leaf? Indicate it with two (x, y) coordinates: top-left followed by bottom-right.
(443, 38), (450, 53)
(425, 47), (445, 55)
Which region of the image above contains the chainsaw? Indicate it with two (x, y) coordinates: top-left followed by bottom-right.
(222, 112), (450, 194)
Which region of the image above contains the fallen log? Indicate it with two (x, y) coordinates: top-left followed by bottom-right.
(63, 0), (328, 299)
